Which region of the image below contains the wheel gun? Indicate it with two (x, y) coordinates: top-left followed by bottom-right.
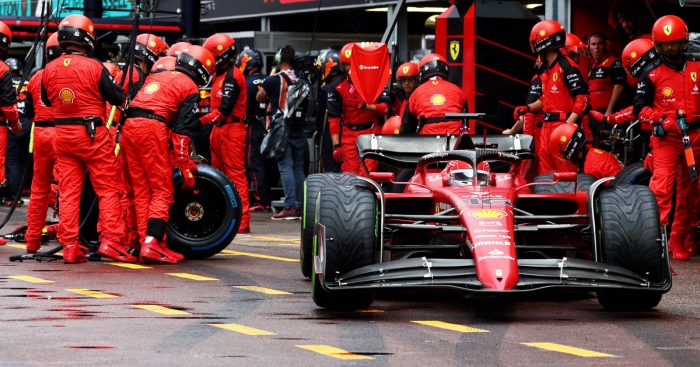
(677, 109), (697, 183)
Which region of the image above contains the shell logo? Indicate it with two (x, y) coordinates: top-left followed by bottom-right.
(88, 25), (94, 32)
(217, 45), (223, 51)
(560, 135), (567, 143)
(430, 94), (446, 106)
(143, 82), (160, 94)
(630, 51), (637, 59)
(469, 209), (506, 219)
(593, 148), (604, 154)
(539, 30), (546, 37)
(662, 87), (673, 97)
(206, 59), (212, 67)
(149, 41), (157, 48)
(58, 88), (75, 104)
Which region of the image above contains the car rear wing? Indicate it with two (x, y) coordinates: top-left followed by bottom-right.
(357, 133), (534, 169)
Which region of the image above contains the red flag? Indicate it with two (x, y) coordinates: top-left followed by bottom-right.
(349, 42), (391, 105)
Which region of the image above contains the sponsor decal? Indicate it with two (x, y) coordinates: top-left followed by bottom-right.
(473, 240), (511, 248)
(496, 269), (503, 277)
(478, 254), (515, 262)
(449, 40), (460, 61)
(470, 209), (506, 219)
(344, 49), (352, 59)
(359, 64), (379, 71)
(472, 228), (509, 234)
(402, 66), (410, 74)
(488, 249), (504, 255)
(430, 94), (446, 106)
(552, 73), (558, 82)
(691, 72), (697, 83)
(474, 234), (512, 240)
(539, 30), (546, 36)
(662, 87), (673, 97)
(663, 25), (672, 36)
(143, 82), (160, 94)
(59, 88), (75, 104)
(478, 221), (503, 227)
(63, 58), (71, 67)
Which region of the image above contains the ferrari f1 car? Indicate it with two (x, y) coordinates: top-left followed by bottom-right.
(301, 131), (671, 311)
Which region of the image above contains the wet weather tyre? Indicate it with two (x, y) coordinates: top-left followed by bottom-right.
(530, 173), (596, 193)
(300, 173), (366, 278)
(614, 161), (651, 186)
(595, 185), (665, 310)
(167, 164), (242, 259)
(312, 184), (376, 310)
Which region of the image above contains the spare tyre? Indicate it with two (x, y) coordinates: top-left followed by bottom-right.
(167, 164), (241, 259)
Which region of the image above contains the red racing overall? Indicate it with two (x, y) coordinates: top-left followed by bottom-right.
(634, 59), (700, 257)
(41, 51), (126, 257)
(402, 77), (466, 135)
(121, 70), (201, 251)
(554, 147), (622, 179)
(201, 65), (250, 231)
(538, 53), (590, 174)
(328, 78), (388, 175)
(24, 69), (55, 253)
(0, 61), (20, 186)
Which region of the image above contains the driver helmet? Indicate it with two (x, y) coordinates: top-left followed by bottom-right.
(444, 160), (491, 187)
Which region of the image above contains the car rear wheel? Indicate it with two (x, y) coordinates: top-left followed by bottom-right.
(595, 185), (665, 310)
(312, 184), (376, 310)
(530, 173), (596, 193)
(301, 173), (366, 278)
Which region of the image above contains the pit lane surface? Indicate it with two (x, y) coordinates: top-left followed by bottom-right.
(1, 208), (699, 366)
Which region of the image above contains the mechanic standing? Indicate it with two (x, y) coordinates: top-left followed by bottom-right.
(257, 45), (306, 220)
(514, 20), (590, 175)
(0, 22), (23, 207)
(237, 48), (273, 212)
(5, 57), (30, 206)
(587, 32), (627, 145)
(634, 15), (700, 261)
(41, 15), (129, 264)
(201, 34), (250, 233)
(549, 123), (622, 179)
(23, 33), (61, 254)
(121, 46), (213, 263)
(401, 53), (467, 135)
(327, 44), (389, 176)
(315, 49), (343, 173)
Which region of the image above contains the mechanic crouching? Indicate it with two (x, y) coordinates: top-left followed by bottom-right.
(120, 46), (214, 263)
(633, 15), (700, 261)
(549, 123), (622, 179)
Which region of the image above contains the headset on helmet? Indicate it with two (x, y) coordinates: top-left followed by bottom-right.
(0, 21), (11, 56)
(549, 123), (587, 162)
(529, 20), (566, 54)
(315, 49), (341, 82)
(621, 38), (657, 79)
(152, 56), (176, 73)
(5, 58), (21, 72)
(418, 53), (449, 83)
(134, 33), (168, 68)
(57, 14), (95, 51)
(203, 33), (237, 70)
(396, 61), (419, 78)
(236, 48), (264, 75)
(167, 42), (191, 57)
(381, 116), (402, 135)
(176, 45), (216, 86)
(46, 32), (62, 62)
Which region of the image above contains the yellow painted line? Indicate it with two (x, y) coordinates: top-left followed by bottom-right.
(356, 309), (384, 313)
(234, 286), (291, 295)
(66, 289), (118, 299)
(7, 244), (26, 250)
(522, 342), (616, 357)
(296, 344), (373, 361)
(166, 273), (219, 281)
(210, 323), (276, 336)
(412, 320), (489, 333)
(8, 275), (54, 284)
(219, 250), (298, 263)
(250, 236), (300, 243)
(132, 304), (190, 315)
(106, 262), (152, 269)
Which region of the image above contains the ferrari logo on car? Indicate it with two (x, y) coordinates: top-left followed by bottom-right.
(470, 209), (506, 219)
(63, 58), (71, 67)
(449, 41), (460, 61)
(692, 72), (697, 83)
(664, 25), (672, 36)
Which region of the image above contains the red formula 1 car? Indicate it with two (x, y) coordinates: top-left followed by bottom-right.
(301, 131), (671, 311)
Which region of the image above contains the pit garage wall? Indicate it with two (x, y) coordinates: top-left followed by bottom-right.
(436, 3), (538, 132)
